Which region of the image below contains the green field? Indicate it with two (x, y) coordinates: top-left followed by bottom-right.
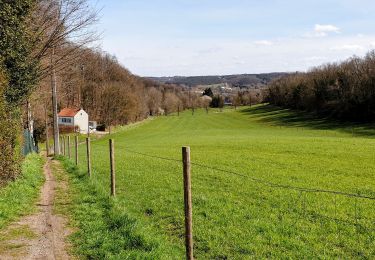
(68, 105), (375, 258)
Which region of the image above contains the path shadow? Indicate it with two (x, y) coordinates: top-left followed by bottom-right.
(240, 104), (375, 137)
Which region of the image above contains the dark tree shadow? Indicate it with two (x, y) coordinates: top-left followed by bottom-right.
(240, 104), (375, 137)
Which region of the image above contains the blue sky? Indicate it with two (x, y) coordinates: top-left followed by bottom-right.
(89, 0), (375, 76)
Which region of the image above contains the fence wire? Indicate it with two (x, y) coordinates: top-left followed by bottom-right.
(71, 140), (375, 256)
(124, 147), (375, 201)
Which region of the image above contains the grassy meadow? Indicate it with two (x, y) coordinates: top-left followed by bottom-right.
(65, 105), (375, 258)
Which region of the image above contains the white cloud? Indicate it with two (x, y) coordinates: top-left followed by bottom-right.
(304, 24), (340, 37)
(315, 24), (340, 34)
(331, 44), (364, 51)
(254, 40), (273, 46)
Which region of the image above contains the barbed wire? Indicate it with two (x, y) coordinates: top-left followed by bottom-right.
(123, 148), (375, 201)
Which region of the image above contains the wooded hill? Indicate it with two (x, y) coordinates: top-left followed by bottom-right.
(266, 51), (375, 121)
(149, 73), (287, 88)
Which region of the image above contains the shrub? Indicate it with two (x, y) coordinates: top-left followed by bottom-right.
(210, 95), (224, 108)
(0, 69), (22, 184)
(59, 125), (79, 134)
(0, 0), (38, 184)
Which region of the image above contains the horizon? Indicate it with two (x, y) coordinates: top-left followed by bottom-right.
(146, 71), (288, 78)
(90, 0), (375, 77)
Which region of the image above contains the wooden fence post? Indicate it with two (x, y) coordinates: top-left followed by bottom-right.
(63, 136), (66, 156)
(67, 135), (71, 159)
(182, 146), (193, 260)
(109, 139), (116, 196)
(60, 137), (63, 155)
(66, 136), (68, 156)
(45, 139), (49, 156)
(86, 137), (91, 177)
(75, 135), (79, 165)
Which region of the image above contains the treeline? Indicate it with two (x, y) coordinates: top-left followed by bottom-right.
(32, 48), (207, 133)
(266, 51), (375, 120)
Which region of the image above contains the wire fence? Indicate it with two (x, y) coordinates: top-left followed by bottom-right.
(62, 136), (375, 258)
(124, 147), (375, 201)
(123, 148), (375, 252)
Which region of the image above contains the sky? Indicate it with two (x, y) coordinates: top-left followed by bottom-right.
(89, 0), (375, 77)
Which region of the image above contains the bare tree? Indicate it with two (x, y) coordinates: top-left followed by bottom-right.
(163, 92), (179, 115)
(30, 0), (99, 79)
(147, 87), (163, 116)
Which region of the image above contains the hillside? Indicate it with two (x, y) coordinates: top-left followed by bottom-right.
(148, 73), (288, 88)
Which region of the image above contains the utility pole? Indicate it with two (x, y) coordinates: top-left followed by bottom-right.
(79, 64), (84, 108)
(45, 105), (50, 156)
(51, 47), (60, 155)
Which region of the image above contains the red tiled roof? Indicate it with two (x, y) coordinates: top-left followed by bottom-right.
(58, 108), (80, 117)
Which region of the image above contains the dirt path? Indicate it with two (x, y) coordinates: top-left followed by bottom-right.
(0, 158), (71, 260)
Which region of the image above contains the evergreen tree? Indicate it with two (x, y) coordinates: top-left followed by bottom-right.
(0, 0), (38, 105)
(203, 87), (214, 97)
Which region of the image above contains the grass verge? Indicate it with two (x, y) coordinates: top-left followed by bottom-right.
(0, 153), (44, 229)
(58, 156), (178, 259)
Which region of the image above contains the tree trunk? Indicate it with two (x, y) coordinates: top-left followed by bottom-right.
(51, 47), (60, 155)
(45, 106), (50, 156)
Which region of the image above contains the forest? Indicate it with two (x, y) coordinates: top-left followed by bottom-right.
(266, 51), (375, 121)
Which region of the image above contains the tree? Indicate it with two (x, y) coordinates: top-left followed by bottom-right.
(203, 87), (214, 97)
(210, 95), (224, 108)
(163, 92), (179, 115)
(29, 0), (99, 80)
(0, 0), (38, 105)
(147, 87), (162, 116)
(232, 92), (243, 109)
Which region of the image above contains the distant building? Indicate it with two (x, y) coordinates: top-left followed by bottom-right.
(89, 121), (97, 131)
(58, 108), (89, 133)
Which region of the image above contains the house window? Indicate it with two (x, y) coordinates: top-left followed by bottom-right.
(62, 118), (72, 123)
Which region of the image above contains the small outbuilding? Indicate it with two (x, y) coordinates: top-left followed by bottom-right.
(58, 108), (89, 133)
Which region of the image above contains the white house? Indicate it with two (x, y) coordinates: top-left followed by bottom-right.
(58, 108), (89, 133)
